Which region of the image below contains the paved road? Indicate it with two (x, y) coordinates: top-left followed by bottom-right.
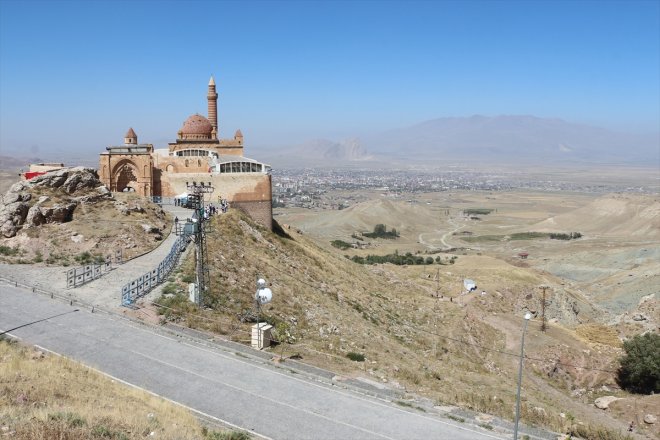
(0, 285), (506, 440)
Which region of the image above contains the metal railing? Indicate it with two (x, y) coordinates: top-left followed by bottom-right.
(66, 249), (122, 288)
(121, 236), (187, 307)
(151, 196), (175, 206)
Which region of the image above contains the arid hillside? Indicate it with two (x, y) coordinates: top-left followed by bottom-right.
(532, 194), (660, 238)
(0, 168), (170, 265)
(156, 208), (658, 439)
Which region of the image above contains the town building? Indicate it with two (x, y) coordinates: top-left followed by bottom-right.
(98, 77), (272, 229)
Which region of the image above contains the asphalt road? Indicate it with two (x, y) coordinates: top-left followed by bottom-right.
(0, 284), (507, 440)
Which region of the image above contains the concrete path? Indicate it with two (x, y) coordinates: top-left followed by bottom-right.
(0, 204), (193, 311)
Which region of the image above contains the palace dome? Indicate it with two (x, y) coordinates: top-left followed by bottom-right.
(181, 114), (212, 136)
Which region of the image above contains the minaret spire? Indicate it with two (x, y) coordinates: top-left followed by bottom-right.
(207, 76), (218, 138)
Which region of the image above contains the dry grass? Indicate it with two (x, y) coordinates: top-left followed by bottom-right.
(576, 324), (622, 347)
(0, 338), (247, 439)
(153, 210), (615, 435)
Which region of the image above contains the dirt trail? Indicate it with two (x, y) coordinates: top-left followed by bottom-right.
(417, 216), (466, 250)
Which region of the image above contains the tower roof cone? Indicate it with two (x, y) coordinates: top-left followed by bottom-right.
(209, 76), (215, 86)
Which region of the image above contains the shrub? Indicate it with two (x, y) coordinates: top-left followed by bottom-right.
(48, 412), (86, 428)
(346, 352), (365, 362)
(0, 245), (18, 256)
(181, 273), (196, 283)
(464, 208), (493, 216)
(74, 252), (93, 264)
(161, 282), (178, 295)
(617, 333), (660, 394)
(331, 240), (352, 250)
(363, 224), (399, 239)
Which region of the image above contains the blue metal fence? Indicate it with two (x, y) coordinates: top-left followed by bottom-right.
(121, 236), (187, 307)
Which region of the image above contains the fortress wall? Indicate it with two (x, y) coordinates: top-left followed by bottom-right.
(232, 200), (273, 231)
(159, 172), (272, 230)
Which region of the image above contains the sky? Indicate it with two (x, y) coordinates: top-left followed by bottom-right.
(0, 0), (658, 157)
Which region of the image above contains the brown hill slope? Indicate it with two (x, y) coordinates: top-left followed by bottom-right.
(287, 198), (442, 238)
(156, 209), (656, 438)
(532, 194), (660, 238)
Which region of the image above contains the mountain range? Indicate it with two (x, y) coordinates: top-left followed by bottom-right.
(258, 115), (659, 166)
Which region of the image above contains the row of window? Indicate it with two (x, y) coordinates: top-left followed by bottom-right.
(175, 149), (215, 157)
(217, 162), (264, 173)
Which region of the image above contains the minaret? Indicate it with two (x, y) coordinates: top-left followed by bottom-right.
(207, 76), (218, 139)
(124, 127), (137, 145)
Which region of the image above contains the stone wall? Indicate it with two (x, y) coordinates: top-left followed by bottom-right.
(233, 200), (273, 231)
(158, 172), (272, 230)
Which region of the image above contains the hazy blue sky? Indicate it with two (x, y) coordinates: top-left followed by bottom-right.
(1, 0), (658, 156)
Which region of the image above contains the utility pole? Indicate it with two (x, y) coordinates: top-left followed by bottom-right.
(539, 286), (549, 332)
(187, 181), (214, 306)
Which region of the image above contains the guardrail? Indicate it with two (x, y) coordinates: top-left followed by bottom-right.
(121, 236), (187, 307)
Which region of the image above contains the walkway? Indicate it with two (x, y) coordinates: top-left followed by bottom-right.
(0, 204), (192, 311)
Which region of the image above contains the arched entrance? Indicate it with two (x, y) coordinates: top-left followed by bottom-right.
(113, 161), (139, 193)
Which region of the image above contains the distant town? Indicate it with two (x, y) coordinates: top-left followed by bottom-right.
(272, 167), (653, 210)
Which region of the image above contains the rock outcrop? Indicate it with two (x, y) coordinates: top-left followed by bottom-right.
(594, 395), (620, 410)
(0, 167), (110, 238)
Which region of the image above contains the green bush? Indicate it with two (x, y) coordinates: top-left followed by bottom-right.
(346, 352), (365, 362)
(181, 273), (196, 283)
(463, 209), (493, 216)
(48, 412), (86, 428)
(617, 333), (660, 394)
(350, 252), (447, 266)
(0, 245), (18, 256)
(331, 240), (352, 250)
(74, 252), (93, 264)
(363, 224), (399, 239)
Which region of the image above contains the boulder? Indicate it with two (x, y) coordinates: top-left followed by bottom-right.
(644, 414), (657, 424)
(37, 202), (76, 224)
(28, 166), (100, 194)
(594, 396), (620, 409)
(24, 196), (50, 228)
(0, 202), (29, 237)
(25, 205), (46, 227)
(62, 172), (95, 193)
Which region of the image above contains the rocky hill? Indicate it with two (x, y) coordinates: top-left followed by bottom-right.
(0, 167), (170, 264)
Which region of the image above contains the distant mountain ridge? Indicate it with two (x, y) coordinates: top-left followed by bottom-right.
(258, 115), (658, 166)
(365, 115), (658, 164)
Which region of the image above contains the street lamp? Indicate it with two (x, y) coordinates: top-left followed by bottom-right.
(514, 312), (532, 440)
(255, 278), (273, 349)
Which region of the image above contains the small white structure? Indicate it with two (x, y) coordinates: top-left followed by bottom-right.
(251, 323), (273, 350)
(464, 279), (477, 292)
(188, 283), (198, 303)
